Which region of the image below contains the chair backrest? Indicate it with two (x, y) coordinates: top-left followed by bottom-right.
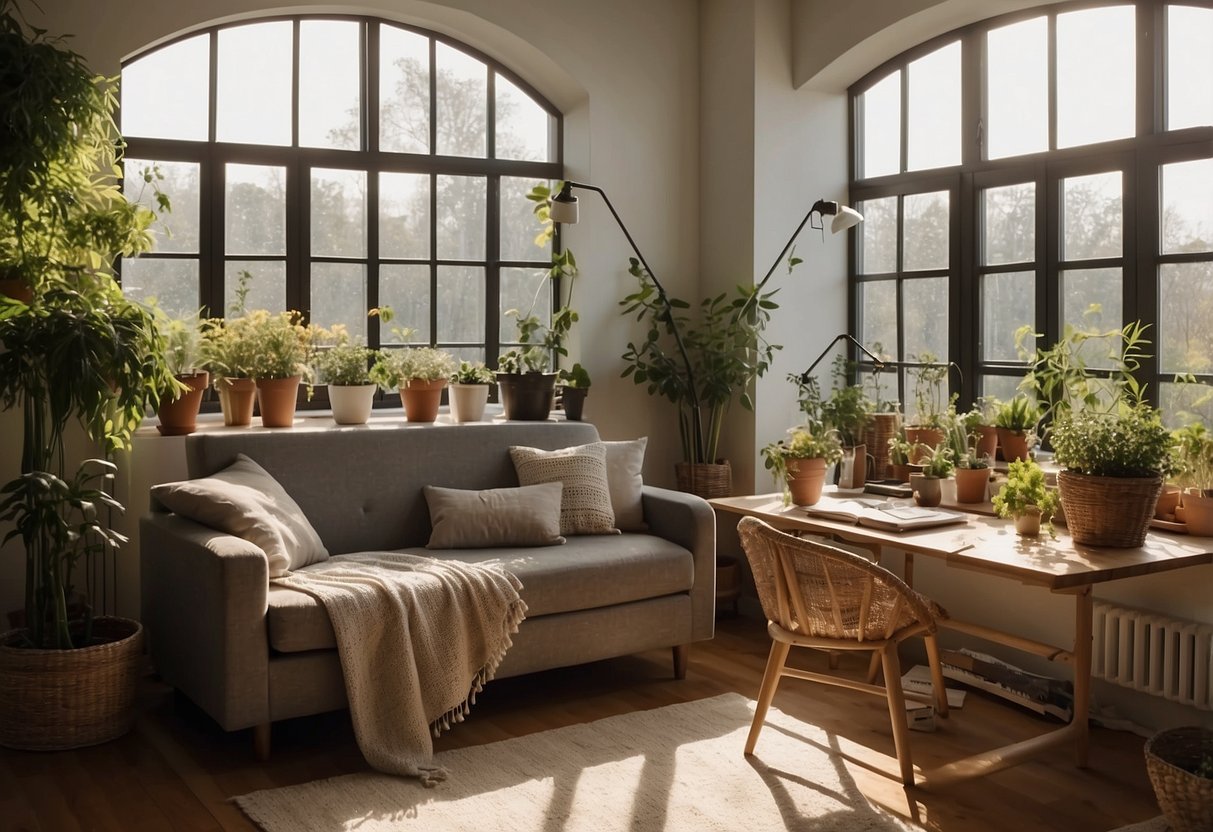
(737, 515), (936, 643)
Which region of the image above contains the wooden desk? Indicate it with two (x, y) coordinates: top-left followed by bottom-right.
(710, 492), (1213, 788)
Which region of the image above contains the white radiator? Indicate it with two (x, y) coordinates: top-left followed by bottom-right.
(1093, 601), (1213, 710)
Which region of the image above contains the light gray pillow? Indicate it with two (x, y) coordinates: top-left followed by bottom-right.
(423, 483), (566, 549)
(509, 441), (619, 536)
(151, 453), (328, 578)
(603, 437), (648, 532)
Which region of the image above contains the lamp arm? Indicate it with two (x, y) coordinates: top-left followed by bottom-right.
(799, 333), (885, 385)
(563, 182), (703, 422)
(729, 199), (834, 327)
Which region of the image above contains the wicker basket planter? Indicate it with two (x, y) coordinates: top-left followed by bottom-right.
(675, 461), (732, 499)
(1056, 470), (1162, 548)
(0, 617), (144, 751)
(1145, 726), (1213, 832)
(862, 412), (901, 480)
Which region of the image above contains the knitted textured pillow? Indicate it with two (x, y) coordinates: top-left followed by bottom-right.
(509, 442), (619, 536)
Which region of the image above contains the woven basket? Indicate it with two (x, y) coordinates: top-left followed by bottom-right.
(1145, 727), (1213, 832)
(675, 461), (732, 499)
(0, 617), (144, 751)
(1056, 470), (1162, 548)
(863, 412), (901, 480)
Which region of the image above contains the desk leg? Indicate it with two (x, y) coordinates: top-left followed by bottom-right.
(1073, 586), (1092, 768)
(904, 552), (915, 588)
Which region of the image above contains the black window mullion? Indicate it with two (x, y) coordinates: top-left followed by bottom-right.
(291, 161), (307, 317)
(486, 175), (501, 366)
(1047, 11), (1057, 153)
(291, 20), (300, 149)
(955, 173), (975, 407)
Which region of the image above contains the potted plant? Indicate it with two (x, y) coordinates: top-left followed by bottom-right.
(0, 3), (178, 750)
(910, 445), (954, 507)
(994, 395), (1038, 463)
(1172, 422), (1213, 535)
(992, 458), (1059, 537)
(199, 314), (257, 426)
(449, 360), (494, 423)
(887, 429), (917, 484)
(372, 346), (456, 423)
(1050, 403), (1174, 547)
(1145, 726), (1213, 832)
(948, 414), (992, 504)
(761, 426), (843, 507)
(153, 307), (209, 436)
(905, 353), (955, 461)
(557, 362), (591, 422)
(314, 324), (381, 426)
(968, 395), (1000, 462)
(820, 355), (872, 490)
(243, 309), (316, 428)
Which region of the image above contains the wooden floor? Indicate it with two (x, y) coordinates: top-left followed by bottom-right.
(0, 614), (1158, 831)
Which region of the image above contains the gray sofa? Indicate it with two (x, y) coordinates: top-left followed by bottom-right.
(140, 421), (715, 755)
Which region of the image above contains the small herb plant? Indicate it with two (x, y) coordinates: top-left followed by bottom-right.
(920, 445), (955, 478)
(992, 458), (1059, 532)
(153, 305), (204, 376)
(947, 416), (989, 469)
(559, 362), (591, 389)
(888, 430), (915, 466)
(1173, 422), (1213, 494)
(1050, 405), (1174, 478)
(314, 325), (380, 386)
(995, 395), (1039, 432)
(240, 310), (317, 381)
(371, 347), (456, 389)
(908, 352), (956, 429)
(820, 355), (872, 446)
(451, 360), (495, 385)
(762, 426), (843, 500)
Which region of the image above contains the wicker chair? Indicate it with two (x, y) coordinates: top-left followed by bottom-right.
(737, 515), (950, 786)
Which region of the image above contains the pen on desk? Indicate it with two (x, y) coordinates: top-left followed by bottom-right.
(953, 543), (975, 554)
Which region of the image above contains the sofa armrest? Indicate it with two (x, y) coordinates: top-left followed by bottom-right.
(140, 511), (271, 731)
(641, 485), (716, 641)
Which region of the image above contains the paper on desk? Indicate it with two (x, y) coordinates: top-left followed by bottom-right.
(901, 664), (967, 708)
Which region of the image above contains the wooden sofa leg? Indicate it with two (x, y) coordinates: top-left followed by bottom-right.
(672, 644), (688, 679)
(253, 722), (271, 760)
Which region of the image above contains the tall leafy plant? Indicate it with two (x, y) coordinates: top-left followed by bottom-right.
(0, 2), (177, 649)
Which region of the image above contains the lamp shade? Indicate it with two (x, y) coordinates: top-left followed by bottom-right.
(550, 191), (579, 224)
(830, 205), (863, 234)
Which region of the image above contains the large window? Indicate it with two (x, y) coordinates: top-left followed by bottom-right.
(850, 2), (1213, 426)
(121, 16), (562, 374)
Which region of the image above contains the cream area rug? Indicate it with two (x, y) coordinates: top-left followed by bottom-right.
(234, 693), (921, 832)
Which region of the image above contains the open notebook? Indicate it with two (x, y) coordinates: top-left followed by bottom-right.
(802, 498), (969, 532)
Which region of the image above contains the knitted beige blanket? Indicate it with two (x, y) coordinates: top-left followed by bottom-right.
(275, 553), (526, 786)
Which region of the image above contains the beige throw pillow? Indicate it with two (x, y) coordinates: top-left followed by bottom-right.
(424, 483), (566, 549)
(151, 454), (328, 578)
(603, 437), (647, 532)
(509, 442), (619, 536)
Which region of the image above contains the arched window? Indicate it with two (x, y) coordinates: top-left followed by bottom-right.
(120, 16), (562, 372)
(849, 2), (1213, 425)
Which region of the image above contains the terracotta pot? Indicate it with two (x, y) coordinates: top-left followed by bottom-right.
(1180, 490), (1213, 536)
(996, 427), (1031, 463)
(497, 372), (557, 421)
(675, 461), (732, 499)
(1014, 506), (1042, 536)
(398, 378), (446, 422)
(328, 383), (376, 425)
(909, 473), (942, 507)
(0, 277), (33, 303)
(216, 377), (257, 427)
(836, 444), (868, 490)
(560, 386), (588, 421)
(954, 466), (990, 504)
(256, 375), (301, 428)
(975, 425), (998, 462)
(450, 383), (490, 423)
(156, 371), (209, 436)
(1155, 484), (1182, 520)
(905, 427), (944, 463)
(890, 462), (913, 483)
(786, 457), (828, 506)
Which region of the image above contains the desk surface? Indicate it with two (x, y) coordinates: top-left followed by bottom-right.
(710, 492), (1213, 591)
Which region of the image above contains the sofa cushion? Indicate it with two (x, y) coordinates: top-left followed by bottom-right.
(509, 442), (618, 536)
(603, 438), (647, 532)
(423, 483), (565, 549)
(152, 453), (328, 578)
(265, 535), (694, 653)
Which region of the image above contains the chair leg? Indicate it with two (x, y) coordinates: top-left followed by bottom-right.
(745, 640), (790, 755)
(880, 645), (915, 787)
(672, 644), (688, 680)
(924, 633), (949, 718)
(866, 651), (882, 684)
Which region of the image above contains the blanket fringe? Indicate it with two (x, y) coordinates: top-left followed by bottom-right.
(417, 764), (449, 788)
(431, 597), (528, 740)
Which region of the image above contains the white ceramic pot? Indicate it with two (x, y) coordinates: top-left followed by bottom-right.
(328, 384), (376, 425)
(450, 383), (490, 423)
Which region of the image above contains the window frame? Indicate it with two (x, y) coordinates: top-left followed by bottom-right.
(121, 15), (564, 407)
(847, 1), (1213, 420)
